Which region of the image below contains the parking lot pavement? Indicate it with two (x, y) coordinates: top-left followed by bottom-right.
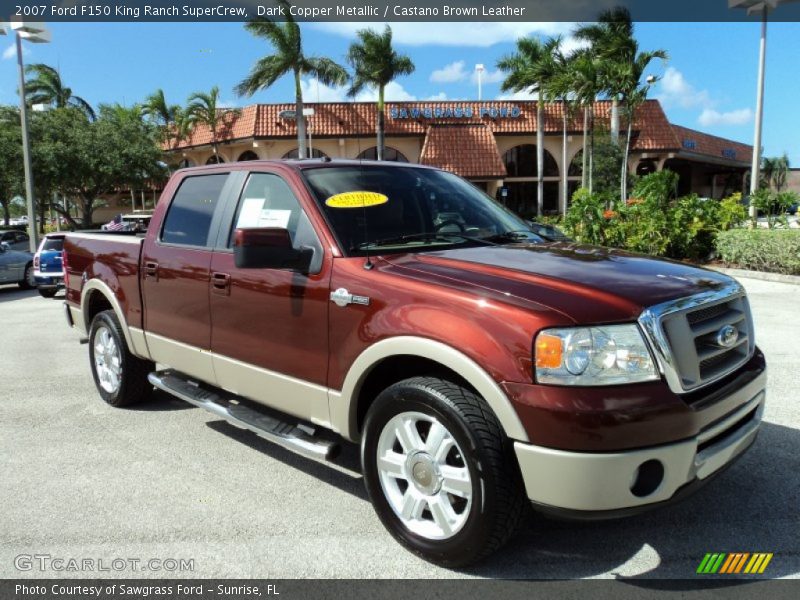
(1, 277), (798, 580)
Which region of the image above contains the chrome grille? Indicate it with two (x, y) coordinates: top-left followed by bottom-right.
(639, 282), (755, 394)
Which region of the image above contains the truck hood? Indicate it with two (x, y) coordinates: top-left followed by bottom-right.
(384, 243), (734, 324)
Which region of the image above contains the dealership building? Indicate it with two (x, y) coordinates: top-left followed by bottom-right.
(161, 99), (753, 218)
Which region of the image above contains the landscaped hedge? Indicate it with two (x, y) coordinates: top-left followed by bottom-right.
(715, 229), (800, 275)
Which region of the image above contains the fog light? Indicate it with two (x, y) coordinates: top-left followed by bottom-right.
(630, 459), (664, 497)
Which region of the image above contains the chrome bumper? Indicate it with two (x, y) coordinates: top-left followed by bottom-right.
(515, 370), (766, 512)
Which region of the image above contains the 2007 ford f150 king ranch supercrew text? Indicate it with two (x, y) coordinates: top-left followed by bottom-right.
(63, 160), (766, 566)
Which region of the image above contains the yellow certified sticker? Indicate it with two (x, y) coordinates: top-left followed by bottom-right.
(325, 191), (388, 209)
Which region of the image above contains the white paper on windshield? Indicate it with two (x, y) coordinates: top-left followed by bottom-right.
(257, 209), (291, 228)
(237, 197), (265, 228)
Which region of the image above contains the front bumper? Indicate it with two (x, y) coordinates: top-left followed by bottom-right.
(514, 370), (766, 514)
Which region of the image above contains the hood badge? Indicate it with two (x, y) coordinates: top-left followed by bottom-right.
(330, 288), (370, 307)
(715, 324), (739, 348)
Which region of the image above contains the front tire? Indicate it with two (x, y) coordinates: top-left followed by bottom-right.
(361, 377), (526, 567)
(89, 310), (154, 407)
(18, 263), (35, 289)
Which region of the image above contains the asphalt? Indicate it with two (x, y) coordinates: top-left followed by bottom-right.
(0, 277), (798, 580)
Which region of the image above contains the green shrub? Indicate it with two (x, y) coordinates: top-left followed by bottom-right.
(718, 193), (747, 230)
(562, 187), (610, 246)
(715, 229), (800, 275)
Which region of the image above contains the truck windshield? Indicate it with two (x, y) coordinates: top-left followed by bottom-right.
(302, 165), (541, 256)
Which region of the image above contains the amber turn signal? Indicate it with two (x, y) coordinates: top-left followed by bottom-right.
(535, 333), (563, 369)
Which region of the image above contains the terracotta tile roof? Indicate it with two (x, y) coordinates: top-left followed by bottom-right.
(168, 100), (744, 163)
(670, 124), (753, 164)
(419, 124), (506, 178)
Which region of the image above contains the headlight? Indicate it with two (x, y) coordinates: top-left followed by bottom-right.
(534, 324), (658, 386)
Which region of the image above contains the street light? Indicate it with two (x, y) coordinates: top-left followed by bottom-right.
(4, 20), (52, 252)
(729, 0), (799, 213)
(475, 64), (485, 101)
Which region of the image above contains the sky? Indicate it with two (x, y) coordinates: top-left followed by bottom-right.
(1, 20), (798, 164)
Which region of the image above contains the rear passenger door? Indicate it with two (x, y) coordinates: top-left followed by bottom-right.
(141, 171), (243, 383)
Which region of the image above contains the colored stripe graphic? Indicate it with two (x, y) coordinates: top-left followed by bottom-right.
(698, 553), (773, 574)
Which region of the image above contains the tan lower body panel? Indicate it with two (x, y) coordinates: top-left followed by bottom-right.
(144, 331), (331, 429)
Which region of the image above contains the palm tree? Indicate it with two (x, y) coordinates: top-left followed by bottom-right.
(613, 43), (668, 203)
(347, 26), (414, 161)
(236, 1), (348, 158)
(545, 39), (578, 216)
(498, 37), (561, 217)
(567, 51), (605, 193)
(762, 154), (790, 191)
(143, 89), (182, 150)
(24, 63), (95, 120)
(574, 7), (635, 145)
(187, 85), (235, 163)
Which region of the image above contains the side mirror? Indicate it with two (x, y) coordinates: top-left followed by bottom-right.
(233, 228), (313, 271)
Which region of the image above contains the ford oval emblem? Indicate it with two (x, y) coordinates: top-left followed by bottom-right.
(715, 324), (738, 348)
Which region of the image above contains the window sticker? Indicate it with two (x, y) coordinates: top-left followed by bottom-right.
(257, 209), (291, 229)
(325, 191), (388, 209)
(237, 197), (266, 228)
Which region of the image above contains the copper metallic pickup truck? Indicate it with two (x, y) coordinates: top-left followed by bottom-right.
(64, 160), (766, 566)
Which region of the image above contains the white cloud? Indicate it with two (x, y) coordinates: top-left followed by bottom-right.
(300, 78), (349, 102)
(496, 89), (539, 101)
(656, 67), (713, 109)
(299, 78), (422, 103)
(3, 43), (28, 60)
(310, 22), (576, 48)
(425, 92), (449, 101)
(430, 61), (468, 83)
(698, 108), (754, 127)
(471, 68), (504, 85)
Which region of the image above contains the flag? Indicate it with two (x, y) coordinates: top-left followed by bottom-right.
(104, 214), (125, 231)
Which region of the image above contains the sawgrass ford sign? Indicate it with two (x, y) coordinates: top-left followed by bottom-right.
(391, 105), (523, 119)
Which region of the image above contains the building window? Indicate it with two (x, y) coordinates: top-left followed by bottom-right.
(206, 155), (225, 165)
(636, 159), (657, 176)
(502, 144), (558, 178)
(178, 158), (195, 169)
(238, 150), (259, 161)
(282, 148), (329, 159)
(356, 146), (409, 162)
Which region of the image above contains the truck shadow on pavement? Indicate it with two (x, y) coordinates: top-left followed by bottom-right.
(0, 286), (38, 302)
(205, 418), (798, 581)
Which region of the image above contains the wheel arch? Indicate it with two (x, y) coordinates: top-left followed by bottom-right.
(81, 279), (150, 359)
(330, 336), (529, 443)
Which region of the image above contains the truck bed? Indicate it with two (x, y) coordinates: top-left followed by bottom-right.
(63, 232), (146, 331)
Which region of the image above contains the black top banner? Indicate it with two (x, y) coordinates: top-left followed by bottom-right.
(4, 0), (800, 23)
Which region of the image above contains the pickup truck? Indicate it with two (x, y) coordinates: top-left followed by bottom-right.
(63, 160), (766, 566)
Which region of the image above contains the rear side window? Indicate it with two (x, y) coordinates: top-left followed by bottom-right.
(42, 238), (64, 251)
(161, 174), (228, 247)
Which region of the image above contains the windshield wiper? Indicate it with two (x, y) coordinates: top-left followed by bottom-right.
(355, 231), (499, 251)
(480, 230), (540, 244)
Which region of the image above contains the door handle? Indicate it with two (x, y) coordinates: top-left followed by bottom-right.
(144, 261), (159, 281)
(211, 272), (231, 296)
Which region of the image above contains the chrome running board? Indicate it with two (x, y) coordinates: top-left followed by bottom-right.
(148, 370), (338, 461)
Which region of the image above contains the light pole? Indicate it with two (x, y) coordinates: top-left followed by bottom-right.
(475, 64), (485, 101)
(5, 20), (52, 252)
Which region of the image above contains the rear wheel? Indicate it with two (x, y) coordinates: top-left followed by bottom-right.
(361, 376), (526, 567)
(89, 310), (154, 407)
(38, 288), (57, 298)
(18, 264), (35, 289)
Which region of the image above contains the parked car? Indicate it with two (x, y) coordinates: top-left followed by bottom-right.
(63, 160), (766, 566)
(0, 230), (30, 251)
(528, 221), (573, 242)
(0, 242), (34, 289)
(34, 233), (65, 298)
